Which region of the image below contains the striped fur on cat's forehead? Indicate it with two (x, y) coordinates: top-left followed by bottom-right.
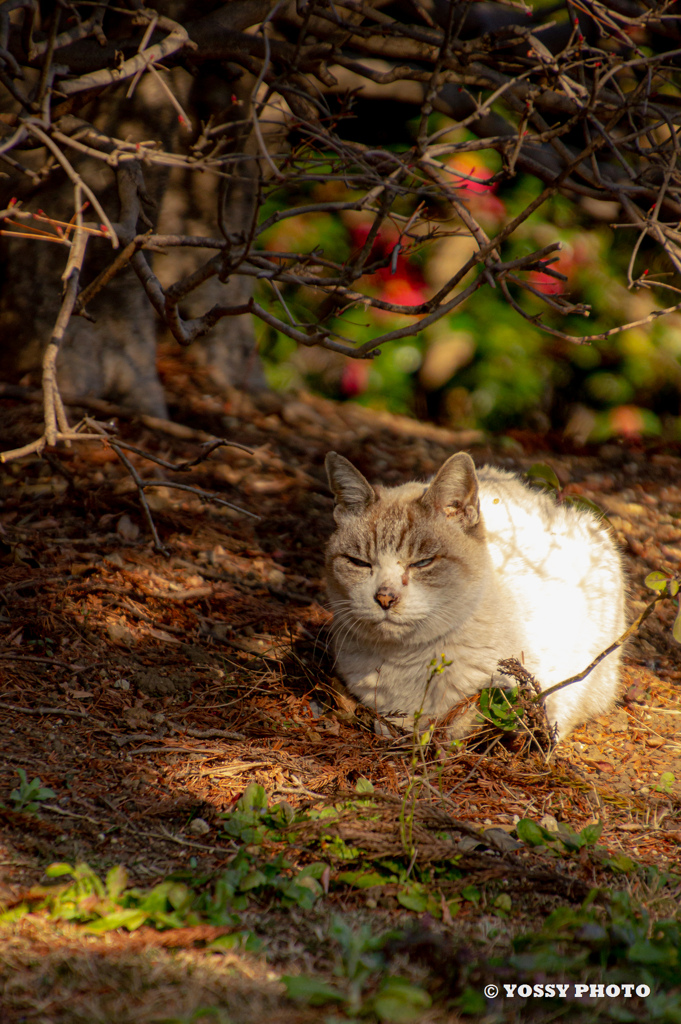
(326, 451), (486, 559)
(347, 482), (442, 561)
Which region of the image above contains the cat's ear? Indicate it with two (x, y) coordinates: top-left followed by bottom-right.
(420, 452), (480, 528)
(325, 452), (377, 519)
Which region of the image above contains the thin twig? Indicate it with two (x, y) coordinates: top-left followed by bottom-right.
(108, 442), (171, 556)
(539, 592), (669, 704)
(24, 124), (118, 246)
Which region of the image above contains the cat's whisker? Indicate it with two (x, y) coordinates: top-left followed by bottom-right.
(330, 618), (363, 669)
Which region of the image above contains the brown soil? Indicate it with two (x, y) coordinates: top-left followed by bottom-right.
(1, 355), (680, 1022)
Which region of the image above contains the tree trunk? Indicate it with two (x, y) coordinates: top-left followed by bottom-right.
(0, 66), (265, 414)
(155, 64), (266, 391)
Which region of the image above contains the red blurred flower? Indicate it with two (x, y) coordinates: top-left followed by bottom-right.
(446, 155), (506, 223)
(341, 358), (370, 397)
(528, 270), (565, 295)
(528, 251), (576, 296)
(379, 276), (426, 307)
(348, 220), (427, 309)
(609, 405), (645, 439)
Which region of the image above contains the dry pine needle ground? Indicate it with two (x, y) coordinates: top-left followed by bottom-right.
(1, 358), (680, 1022)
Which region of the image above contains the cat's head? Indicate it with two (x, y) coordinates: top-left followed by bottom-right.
(324, 452), (490, 645)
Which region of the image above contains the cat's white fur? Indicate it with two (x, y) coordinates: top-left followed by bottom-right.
(324, 451), (625, 740)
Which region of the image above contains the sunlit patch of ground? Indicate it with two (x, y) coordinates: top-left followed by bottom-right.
(1, 361), (680, 1021)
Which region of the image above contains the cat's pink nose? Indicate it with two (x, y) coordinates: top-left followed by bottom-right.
(374, 586), (398, 609)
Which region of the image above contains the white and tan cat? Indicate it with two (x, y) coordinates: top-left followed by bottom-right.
(325, 451), (625, 741)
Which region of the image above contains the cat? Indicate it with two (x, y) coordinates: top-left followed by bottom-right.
(324, 450), (625, 741)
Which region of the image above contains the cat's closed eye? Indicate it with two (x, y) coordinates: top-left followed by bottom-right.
(345, 555), (372, 568)
(410, 557), (435, 568)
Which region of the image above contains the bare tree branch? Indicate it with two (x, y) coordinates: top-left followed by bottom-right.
(2, 0), (681, 417)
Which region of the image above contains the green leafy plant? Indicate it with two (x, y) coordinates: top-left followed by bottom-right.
(515, 817), (645, 875)
(226, 777), (461, 922)
(5, 862), (207, 933)
(9, 768), (56, 813)
(283, 915), (431, 1022)
(654, 772), (675, 795)
(512, 890), (681, 993)
(218, 782), (297, 845)
(0, 840), (325, 933)
(516, 817), (603, 850)
(477, 686), (524, 731)
(337, 860), (462, 920)
(303, 778), (382, 864)
(218, 780), (350, 856)
(525, 463), (607, 520)
(525, 462), (562, 492)
(645, 571), (681, 643)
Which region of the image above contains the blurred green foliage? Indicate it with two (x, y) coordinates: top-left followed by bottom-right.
(256, 122), (681, 443)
